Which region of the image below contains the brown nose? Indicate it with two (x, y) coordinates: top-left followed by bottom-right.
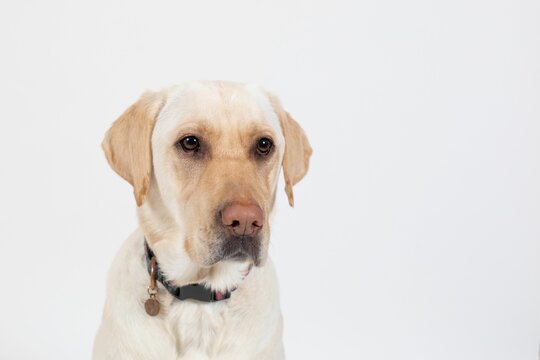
(221, 203), (264, 236)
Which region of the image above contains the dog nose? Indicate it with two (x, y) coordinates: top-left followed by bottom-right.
(221, 203), (264, 236)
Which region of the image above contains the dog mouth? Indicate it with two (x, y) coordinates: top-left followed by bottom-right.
(209, 234), (262, 266)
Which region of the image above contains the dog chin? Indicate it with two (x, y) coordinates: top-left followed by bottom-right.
(208, 251), (261, 267)
(223, 249), (259, 264)
(207, 235), (263, 266)
(202, 259), (255, 291)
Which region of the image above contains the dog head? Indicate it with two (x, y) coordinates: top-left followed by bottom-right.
(103, 81), (311, 273)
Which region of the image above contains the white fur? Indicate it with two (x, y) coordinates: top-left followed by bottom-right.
(93, 230), (284, 360)
(94, 82), (286, 359)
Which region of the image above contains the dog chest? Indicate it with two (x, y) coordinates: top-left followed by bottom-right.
(165, 301), (230, 356)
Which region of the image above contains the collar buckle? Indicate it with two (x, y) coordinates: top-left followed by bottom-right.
(144, 239), (235, 303)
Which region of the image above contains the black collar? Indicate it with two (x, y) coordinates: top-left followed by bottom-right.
(144, 241), (235, 303)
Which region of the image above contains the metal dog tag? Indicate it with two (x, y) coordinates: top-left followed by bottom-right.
(144, 297), (160, 316)
(145, 256), (160, 316)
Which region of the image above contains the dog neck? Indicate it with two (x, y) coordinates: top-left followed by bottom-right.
(144, 240), (248, 302)
(139, 232), (253, 294)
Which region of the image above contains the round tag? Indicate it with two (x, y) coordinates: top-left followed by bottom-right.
(145, 298), (160, 316)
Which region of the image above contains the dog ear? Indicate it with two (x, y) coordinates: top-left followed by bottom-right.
(268, 94), (313, 207)
(102, 91), (166, 207)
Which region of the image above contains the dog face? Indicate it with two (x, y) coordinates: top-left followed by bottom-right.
(103, 82), (311, 269)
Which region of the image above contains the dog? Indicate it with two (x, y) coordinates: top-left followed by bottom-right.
(93, 81), (312, 359)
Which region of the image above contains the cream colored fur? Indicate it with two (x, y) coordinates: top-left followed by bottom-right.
(93, 82), (311, 359)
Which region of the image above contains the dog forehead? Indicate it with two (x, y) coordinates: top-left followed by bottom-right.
(154, 82), (283, 142)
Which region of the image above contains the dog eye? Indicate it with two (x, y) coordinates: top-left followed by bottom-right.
(178, 136), (200, 152)
(256, 137), (273, 156)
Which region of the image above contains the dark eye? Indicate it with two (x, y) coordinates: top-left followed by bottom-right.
(178, 136), (200, 152)
(256, 137), (273, 156)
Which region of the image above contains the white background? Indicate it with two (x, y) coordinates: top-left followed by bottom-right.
(0, 0), (539, 359)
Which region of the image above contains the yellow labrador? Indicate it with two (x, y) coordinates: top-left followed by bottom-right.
(93, 81), (312, 359)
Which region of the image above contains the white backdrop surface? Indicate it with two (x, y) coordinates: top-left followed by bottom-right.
(0, 1), (539, 359)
